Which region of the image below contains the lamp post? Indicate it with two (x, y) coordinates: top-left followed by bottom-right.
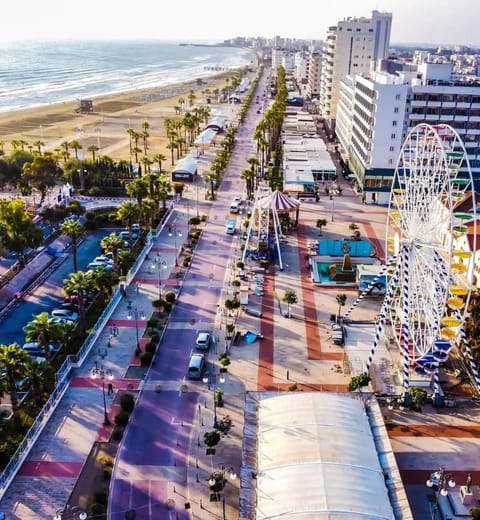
(203, 371), (225, 429)
(168, 227), (182, 267)
(153, 255), (167, 297)
(54, 505), (87, 520)
(208, 463), (237, 520)
(90, 365), (113, 426)
(426, 467), (455, 519)
(127, 307), (145, 355)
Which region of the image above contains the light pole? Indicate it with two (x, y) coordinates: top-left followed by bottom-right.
(203, 371), (225, 429)
(153, 255), (167, 297)
(168, 227), (182, 267)
(426, 467), (455, 519)
(208, 463), (237, 520)
(90, 365), (113, 426)
(54, 505), (87, 520)
(127, 307), (145, 355)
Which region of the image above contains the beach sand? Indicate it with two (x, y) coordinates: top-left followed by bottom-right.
(0, 72), (232, 163)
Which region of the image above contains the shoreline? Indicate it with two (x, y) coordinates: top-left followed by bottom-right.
(0, 69), (239, 163)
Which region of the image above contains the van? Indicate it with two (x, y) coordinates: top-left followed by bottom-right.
(226, 218), (236, 235)
(187, 353), (206, 379)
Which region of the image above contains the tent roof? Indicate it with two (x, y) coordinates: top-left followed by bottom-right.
(257, 189), (300, 211)
(194, 128), (217, 147)
(256, 393), (394, 520)
(171, 156), (197, 175)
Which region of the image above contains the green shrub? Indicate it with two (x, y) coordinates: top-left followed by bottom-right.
(147, 317), (160, 329)
(90, 503), (106, 516)
(139, 351), (154, 366)
(120, 393), (135, 413)
(111, 428), (123, 442)
(164, 291), (176, 303)
(145, 341), (157, 354)
(204, 430), (221, 447)
(149, 332), (160, 343)
(94, 489), (107, 505)
(114, 411), (130, 427)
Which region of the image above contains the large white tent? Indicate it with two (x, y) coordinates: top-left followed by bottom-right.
(255, 393), (395, 520)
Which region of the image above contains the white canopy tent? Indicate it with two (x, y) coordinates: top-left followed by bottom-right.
(256, 393), (395, 520)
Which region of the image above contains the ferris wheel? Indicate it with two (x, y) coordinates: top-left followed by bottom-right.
(343, 123), (479, 395)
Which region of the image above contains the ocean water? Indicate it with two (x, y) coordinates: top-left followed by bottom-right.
(0, 40), (254, 113)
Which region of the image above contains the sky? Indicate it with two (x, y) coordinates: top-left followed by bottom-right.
(2, 0), (480, 47)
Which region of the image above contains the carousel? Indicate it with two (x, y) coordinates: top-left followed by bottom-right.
(242, 187), (300, 270)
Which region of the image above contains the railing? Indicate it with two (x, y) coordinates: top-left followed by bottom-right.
(0, 216), (171, 501)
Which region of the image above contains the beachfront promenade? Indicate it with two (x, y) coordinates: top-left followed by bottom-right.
(0, 72), (479, 520)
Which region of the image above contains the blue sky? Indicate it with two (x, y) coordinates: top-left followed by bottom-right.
(3, 0), (480, 47)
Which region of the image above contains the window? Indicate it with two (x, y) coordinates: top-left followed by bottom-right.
(395, 94), (401, 100)
(388, 159), (393, 164)
(394, 107), (399, 113)
(391, 133), (396, 139)
(392, 121), (398, 126)
(389, 146), (395, 152)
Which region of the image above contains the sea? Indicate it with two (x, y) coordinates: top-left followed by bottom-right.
(0, 40), (254, 113)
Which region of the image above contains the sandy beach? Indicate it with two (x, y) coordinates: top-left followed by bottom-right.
(0, 72), (233, 164)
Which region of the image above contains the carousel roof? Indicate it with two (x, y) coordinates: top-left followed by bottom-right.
(258, 189), (300, 211)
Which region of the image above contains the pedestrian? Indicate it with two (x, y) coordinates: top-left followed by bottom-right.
(113, 324), (118, 336)
(107, 383), (113, 396)
(135, 282), (140, 295)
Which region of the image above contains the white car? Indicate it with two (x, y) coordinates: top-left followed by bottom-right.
(195, 332), (212, 350)
(93, 256), (114, 265)
(51, 309), (80, 322)
(87, 261), (114, 271)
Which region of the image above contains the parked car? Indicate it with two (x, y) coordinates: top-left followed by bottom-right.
(195, 332), (211, 351)
(187, 353), (207, 379)
(59, 302), (80, 313)
(22, 342), (58, 357)
(93, 256), (114, 265)
(87, 261), (114, 271)
(51, 309), (80, 322)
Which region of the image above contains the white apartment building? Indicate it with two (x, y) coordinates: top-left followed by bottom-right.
(336, 61), (480, 204)
(294, 52), (309, 95)
(306, 51), (322, 100)
(271, 49), (296, 72)
(319, 10), (392, 134)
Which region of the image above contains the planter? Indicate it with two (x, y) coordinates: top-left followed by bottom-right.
(219, 367), (228, 373)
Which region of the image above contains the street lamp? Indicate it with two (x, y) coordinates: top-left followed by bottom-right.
(168, 227), (183, 266)
(152, 255), (167, 297)
(54, 505), (87, 520)
(426, 467), (455, 519)
(208, 463), (237, 520)
(127, 307), (145, 355)
(90, 365), (113, 426)
(203, 371), (225, 429)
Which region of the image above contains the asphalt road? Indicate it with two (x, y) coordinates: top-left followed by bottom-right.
(2, 228), (112, 346)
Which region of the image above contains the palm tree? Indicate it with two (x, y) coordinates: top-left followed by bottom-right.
(101, 232), (127, 268)
(126, 178), (148, 208)
(63, 270), (96, 330)
(316, 218), (327, 236)
(166, 142), (177, 165)
(24, 358), (54, 405)
(87, 144), (99, 161)
(0, 343), (30, 427)
(336, 293), (347, 319)
(91, 266), (119, 299)
(153, 153), (166, 173)
(69, 140), (82, 159)
(23, 312), (66, 360)
(60, 219), (84, 272)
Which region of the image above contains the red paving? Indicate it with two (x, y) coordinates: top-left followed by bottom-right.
(96, 404), (120, 442)
(70, 378), (141, 390)
(387, 423), (480, 437)
(19, 460), (83, 477)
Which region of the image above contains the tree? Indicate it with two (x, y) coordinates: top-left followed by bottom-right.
(336, 293), (347, 318)
(409, 386), (428, 411)
(22, 156), (61, 205)
(116, 201), (140, 229)
(348, 373), (371, 391)
(0, 199), (44, 266)
(0, 343), (30, 427)
(87, 144), (99, 161)
(91, 266), (119, 298)
(24, 358), (55, 404)
(69, 140), (82, 159)
(126, 178), (148, 208)
(152, 153), (166, 174)
(23, 312), (66, 360)
(63, 270), (96, 330)
(60, 219), (84, 272)
(100, 233), (126, 269)
(282, 290), (298, 318)
(316, 218), (327, 236)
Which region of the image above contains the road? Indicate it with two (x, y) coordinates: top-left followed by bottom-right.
(1, 228), (111, 346)
(108, 73), (267, 519)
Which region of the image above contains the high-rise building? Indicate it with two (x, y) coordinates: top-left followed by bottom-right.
(319, 10), (392, 134)
(336, 60), (480, 204)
